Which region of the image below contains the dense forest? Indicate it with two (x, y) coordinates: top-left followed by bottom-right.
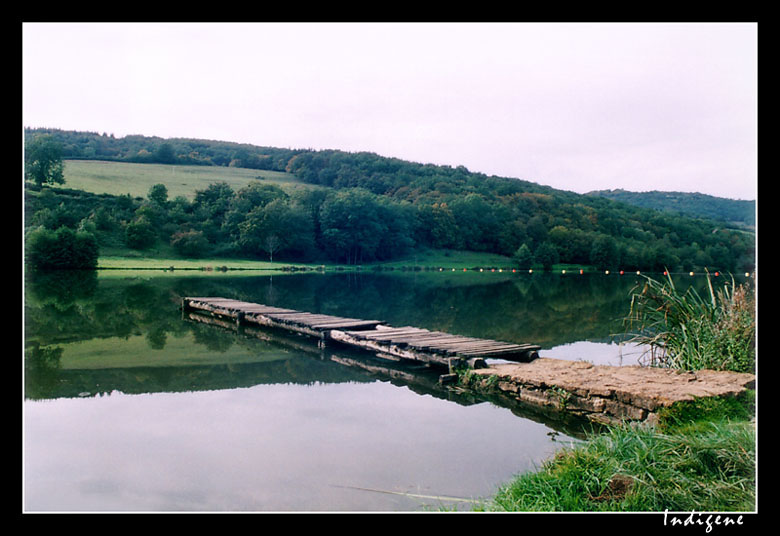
(24, 128), (756, 273)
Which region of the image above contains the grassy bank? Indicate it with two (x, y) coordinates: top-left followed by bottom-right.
(478, 393), (755, 512)
(95, 248), (520, 273)
(471, 273), (757, 513)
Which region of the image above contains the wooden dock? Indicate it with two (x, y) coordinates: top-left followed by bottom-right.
(182, 297), (540, 369)
(180, 297), (755, 427)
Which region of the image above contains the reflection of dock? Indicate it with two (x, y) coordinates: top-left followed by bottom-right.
(181, 296), (756, 429)
(183, 304), (593, 439)
(182, 297), (540, 369)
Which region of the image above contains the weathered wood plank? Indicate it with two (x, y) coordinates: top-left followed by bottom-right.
(455, 346), (541, 357)
(349, 328), (429, 340)
(310, 320), (384, 329)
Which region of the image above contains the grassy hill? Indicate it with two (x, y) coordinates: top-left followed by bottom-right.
(63, 159), (322, 201)
(24, 129), (756, 274)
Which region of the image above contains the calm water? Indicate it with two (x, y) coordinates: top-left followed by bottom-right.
(23, 269), (719, 512)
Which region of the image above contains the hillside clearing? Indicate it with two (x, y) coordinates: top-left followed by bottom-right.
(63, 159), (321, 200)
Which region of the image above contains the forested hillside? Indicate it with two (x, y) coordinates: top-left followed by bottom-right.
(586, 189), (755, 228)
(24, 128), (756, 273)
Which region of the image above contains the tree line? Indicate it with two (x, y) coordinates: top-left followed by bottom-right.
(23, 129), (755, 273)
(24, 127), (298, 171)
(586, 189), (756, 228)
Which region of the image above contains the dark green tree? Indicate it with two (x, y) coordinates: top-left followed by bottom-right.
(513, 243), (534, 268)
(170, 230), (209, 257)
(154, 143), (176, 164)
(589, 235), (619, 271)
(535, 242), (559, 271)
(319, 189), (387, 264)
(25, 135), (65, 187)
(25, 226), (98, 270)
(125, 217), (156, 249)
(237, 199), (314, 261)
(148, 184), (169, 206)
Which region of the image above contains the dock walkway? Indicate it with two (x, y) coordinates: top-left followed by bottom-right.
(182, 297), (540, 368)
(182, 297), (755, 427)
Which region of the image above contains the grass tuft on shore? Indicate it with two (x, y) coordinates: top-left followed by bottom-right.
(480, 415), (755, 512)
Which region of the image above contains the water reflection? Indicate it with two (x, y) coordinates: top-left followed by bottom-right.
(25, 270), (721, 402)
(23, 270), (726, 511)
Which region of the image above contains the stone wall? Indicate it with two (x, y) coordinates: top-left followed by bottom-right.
(467, 358), (755, 426)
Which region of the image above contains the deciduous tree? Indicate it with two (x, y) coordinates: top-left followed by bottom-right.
(25, 135), (65, 187)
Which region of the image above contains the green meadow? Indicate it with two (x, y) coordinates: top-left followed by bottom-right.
(63, 159), (319, 200)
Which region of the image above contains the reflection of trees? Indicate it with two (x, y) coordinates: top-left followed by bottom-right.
(25, 270), (97, 306)
(24, 343), (63, 399)
(190, 322), (235, 353)
(24, 270), (717, 354)
(145, 327), (168, 350)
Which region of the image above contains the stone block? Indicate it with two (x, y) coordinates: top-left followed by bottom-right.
(604, 399), (647, 421)
(567, 395), (607, 413)
(517, 388), (556, 408)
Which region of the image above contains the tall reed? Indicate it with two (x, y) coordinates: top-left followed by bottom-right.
(624, 271), (755, 373)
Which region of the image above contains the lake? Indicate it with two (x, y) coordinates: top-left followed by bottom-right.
(23, 269), (719, 512)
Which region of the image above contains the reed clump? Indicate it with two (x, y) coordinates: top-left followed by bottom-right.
(624, 271), (755, 373)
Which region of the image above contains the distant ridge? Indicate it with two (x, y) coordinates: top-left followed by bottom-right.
(585, 189), (755, 228)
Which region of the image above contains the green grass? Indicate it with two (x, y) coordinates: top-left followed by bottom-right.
(363, 249), (516, 270)
(477, 390), (756, 512)
(481, 418), (755, 512)
(97, 255), (316, 271)
(63, 159), (321, 200)
(95, 248), (524, 274)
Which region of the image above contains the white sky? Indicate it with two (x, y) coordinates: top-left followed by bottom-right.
(22, 22), (757, 200)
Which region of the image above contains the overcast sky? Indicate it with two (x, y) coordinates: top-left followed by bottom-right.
(22, 22), (757, 200)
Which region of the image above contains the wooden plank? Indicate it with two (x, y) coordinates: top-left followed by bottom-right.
(443, 341), (521, 349)
(241, 306), (299, 313)
(310, 320), (384, 329)
(444, 342), (526, 351)
(452, 344), (528, 353)
(406, 337), (479, 349)
(454, 346), (539, 357)
(350, 328), (429, 340)
(381, 331), (451, 341)
(380, 334), (459, 345)
(408, 337), (493, 348)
